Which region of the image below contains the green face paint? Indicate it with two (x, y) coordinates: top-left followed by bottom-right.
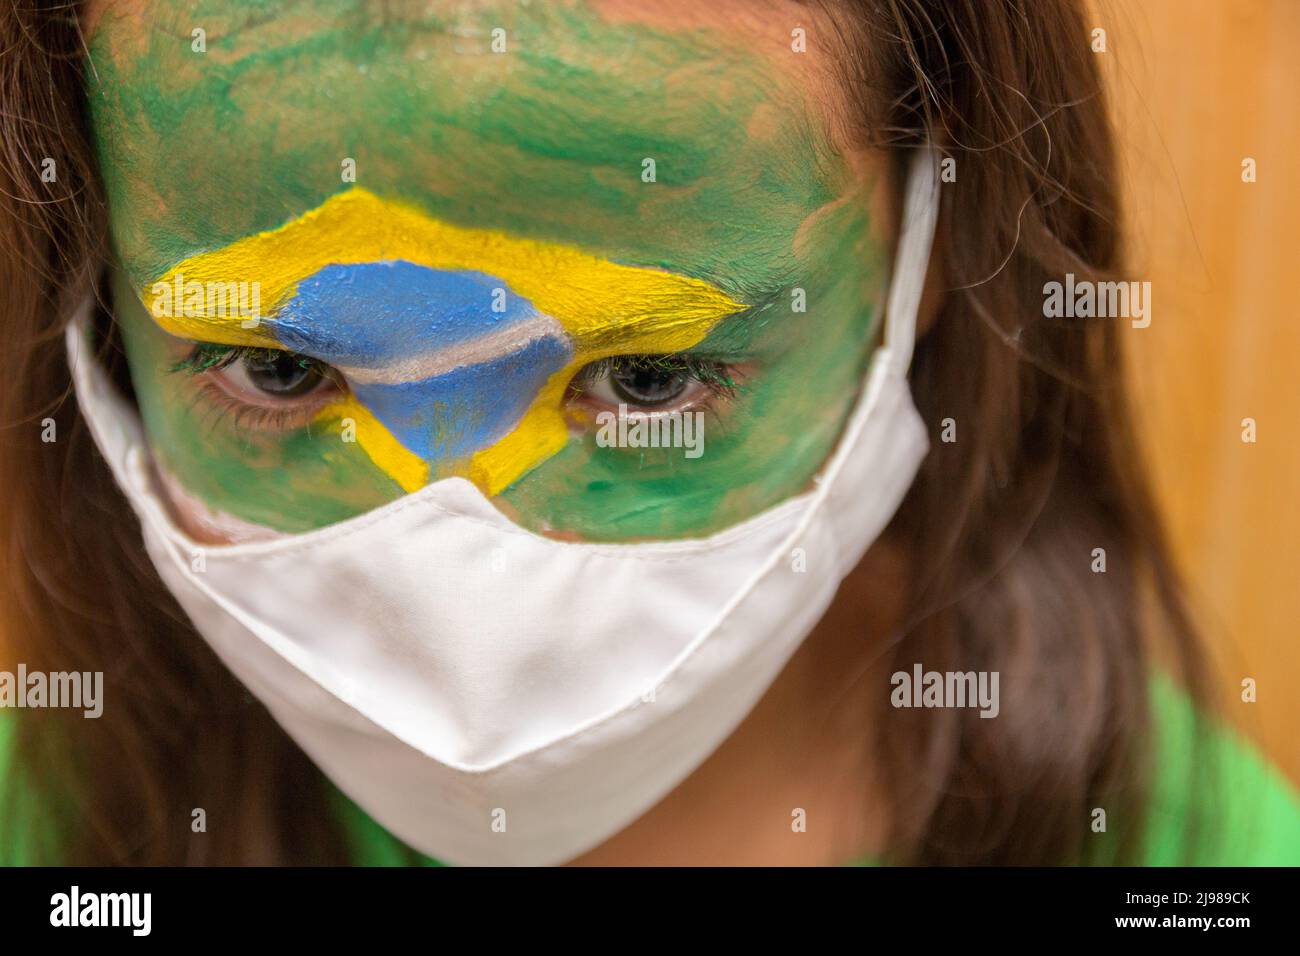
(90, 0), (890, 541)
(114, 269), (406, 532)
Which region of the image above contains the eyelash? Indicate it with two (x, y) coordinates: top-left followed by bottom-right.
(171, 342), (306, 376)
(169, 343), (744, 431)
(199, 380), (324, 431)
(567, 354), (741, 402)
(170, 343), (338, 432)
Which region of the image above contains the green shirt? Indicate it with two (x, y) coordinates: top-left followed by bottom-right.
(5, 674), (1299, 865)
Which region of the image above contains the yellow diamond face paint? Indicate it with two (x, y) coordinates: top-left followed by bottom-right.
(145, 188), (747, 494)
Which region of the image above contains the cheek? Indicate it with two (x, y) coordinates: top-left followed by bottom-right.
(116, 297), (405, 536)
(153, 466), (285, 546)
(496, 243), (885, 542)
(500, 335), (873, 541)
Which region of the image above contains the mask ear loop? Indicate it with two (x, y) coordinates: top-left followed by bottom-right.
(882, 147), (941, 373)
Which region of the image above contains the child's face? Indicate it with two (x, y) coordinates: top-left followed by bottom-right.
(88, 0), (891, 542)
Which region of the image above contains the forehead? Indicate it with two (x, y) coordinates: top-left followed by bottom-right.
(87, 0), (850, 299)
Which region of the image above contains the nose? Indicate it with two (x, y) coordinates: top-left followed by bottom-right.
(270, 260), (573, 466)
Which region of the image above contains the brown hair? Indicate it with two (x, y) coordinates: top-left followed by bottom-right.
(1, 0), (1211, 864)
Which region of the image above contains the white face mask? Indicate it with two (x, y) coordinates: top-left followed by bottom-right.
(69, 150), (939, 866)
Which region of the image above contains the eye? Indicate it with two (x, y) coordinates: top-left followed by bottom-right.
(570, 355), (739, 413)
(222, 350), (327, 398)
(171, 343), (342, 431)
(606, 357), (691, 406)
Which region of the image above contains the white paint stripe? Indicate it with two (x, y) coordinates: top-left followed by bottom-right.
(337, 313), (571, 386)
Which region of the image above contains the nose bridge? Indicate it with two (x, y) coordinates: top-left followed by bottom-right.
(272, 259), (574, 466)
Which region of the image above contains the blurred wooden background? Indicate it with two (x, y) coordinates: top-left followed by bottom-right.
(1101, 0), (1298, 782)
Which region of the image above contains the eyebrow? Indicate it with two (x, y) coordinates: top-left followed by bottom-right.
(145, 188), (750, 359)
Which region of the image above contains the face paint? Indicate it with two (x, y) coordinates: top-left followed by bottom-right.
(91, 0), (891, 541)
(145, 188), (745, 494)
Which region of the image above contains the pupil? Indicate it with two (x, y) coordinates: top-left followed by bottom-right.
(245, 353), (320, 396)
(611, 359), (688, 406)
